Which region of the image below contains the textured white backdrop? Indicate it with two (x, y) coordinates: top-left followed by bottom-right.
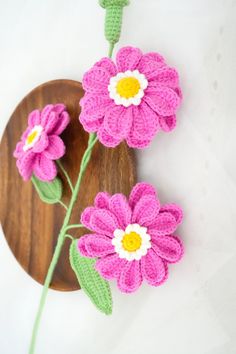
(0, 0), (236, 353)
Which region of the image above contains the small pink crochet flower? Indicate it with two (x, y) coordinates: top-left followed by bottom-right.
(78, 182), (184, 293)
(13, 104), (70, 182)
(80, 46), (182, 149)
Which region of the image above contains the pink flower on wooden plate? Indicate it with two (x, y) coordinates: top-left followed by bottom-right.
(13, 104), (69, 182)
(78, 182), (184, 293)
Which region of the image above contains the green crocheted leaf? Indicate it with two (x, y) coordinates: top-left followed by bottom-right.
(31, 175), (62, 204)
(69, 239), (113, 315)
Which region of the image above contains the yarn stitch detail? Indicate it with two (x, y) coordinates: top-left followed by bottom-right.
(99, 0), (130, 50)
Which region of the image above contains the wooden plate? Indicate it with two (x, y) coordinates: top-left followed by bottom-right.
(0, 79), (136, 291)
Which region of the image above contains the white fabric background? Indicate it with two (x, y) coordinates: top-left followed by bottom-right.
(0, 0), (236, 353)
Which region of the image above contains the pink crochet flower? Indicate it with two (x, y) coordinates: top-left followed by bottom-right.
(13, 104), (70, 182)
(78, 182), (184, 293)
(80, 46), (182, 149)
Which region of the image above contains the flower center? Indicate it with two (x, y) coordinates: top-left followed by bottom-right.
(26, 130), (38, 145)
(116, 77), (140, 99)
(122, 231), (142, 252)
(23, 125), (43, 151)
(112, 224), (151, 261)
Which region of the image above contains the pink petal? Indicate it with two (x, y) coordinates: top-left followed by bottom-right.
(109, 194), (132, 229)
(42, 111), (57, 133)
(117, 260), (142, 293)
(104, 105), (133, 139)
(13, 142), (24, 158)
(159, 115), (176, 132)
(94, 192), (111, 209)
(139, 52), (165, 66)
(78, 234), (114, 258)
(81, 207), (97, 230)
(17, 150), (35, 180)
(97, 126), (123, 147)
(80, 94), (112, 122)
(147, 67), (179, 88)
(32, 131), (48, 153)
(132, 194), (160, 226)
(138, 52), (165, 80)
(95, 254), (127, 280)
(79, 114), (102, 133)
(129, 182), (157, 210)
(53, 111), (70, 135)
(43, 135), (65, 160)
(46, 111), (70, 135)
(28, 109), (41, 128)
(126, 131), (152, 149)
(41, 104), (68, 134)
(94, 57), (117, 76)
(116, 46), (142, 72)
(149, 212), (177, 236)
(33, 154), (57, 182)
(152, 235), (184, 263)
(77, 237), (90, 257)
(82, 66), (111, 94)
(90, 209), (119, 236)
(144, 86), (180, 116)
(160, 203), (183, 225)
(131, 102), (160, 140)
(53, 103), (66, 115)
(141, 248), (168, 286)
(140, 62), (166, 81)
(174, 87), (183, 99)
(40, 104), (54, 128)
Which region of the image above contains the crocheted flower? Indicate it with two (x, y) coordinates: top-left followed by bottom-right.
(13, 104), (70, 182)
(80, 46), (182, 148)
(78, 182), (184, 293)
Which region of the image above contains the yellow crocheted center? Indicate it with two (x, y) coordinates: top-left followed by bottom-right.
(116, 77), (140, 98)
(26, 130), (38, 145)
(122, 231), (142, 252)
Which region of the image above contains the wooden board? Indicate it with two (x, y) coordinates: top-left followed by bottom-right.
(0, 79), (136, 291)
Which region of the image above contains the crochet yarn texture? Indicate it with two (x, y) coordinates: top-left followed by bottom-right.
(80, 46), (182, 149)
(78, 182), (184, 293)
(99, 0), (129, 56)
(70, 239), (112, 314)
(14, 104), (70, 181)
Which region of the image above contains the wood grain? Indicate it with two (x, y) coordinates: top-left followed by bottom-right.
(0, 79), (136, 291)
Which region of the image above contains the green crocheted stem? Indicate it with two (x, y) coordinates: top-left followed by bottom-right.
(57, 159), (74, 193)
(29, 133), (98, 354)
(99, 0), (129, 57)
